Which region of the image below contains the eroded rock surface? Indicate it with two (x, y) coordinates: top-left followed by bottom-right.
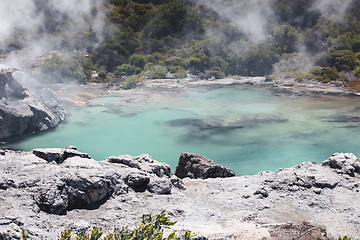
(0, 149), (359, 239)
(0, 66), (66, 140)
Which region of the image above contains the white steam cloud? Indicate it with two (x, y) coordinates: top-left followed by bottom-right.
(0, 0), (106, 69)
(0, 1), (42, 49)
(195, 0), (274, 44)
(312, 0), (354, 20)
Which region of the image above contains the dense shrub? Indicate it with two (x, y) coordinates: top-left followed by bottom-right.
(144, 62), (155, 71)
(121, 75), (142, 89)
(173, 69), (187, 79)
(149, 66), (168, 79)
(188, 52), (209, 72)
(206, 67), (225, 79)
(168, 65), (185, 73)
(144, 0), (188, 39)
(97, 70), (108, 81)
(163, 56), (185, 67)
(116, 64), (142, 76)
(129, 54), (146, 69)
(309, 66), (347, 84)
(330, 50), (360, 72)
(209, 56), (228, 72)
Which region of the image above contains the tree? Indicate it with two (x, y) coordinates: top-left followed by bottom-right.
(330, 50), (359, 72)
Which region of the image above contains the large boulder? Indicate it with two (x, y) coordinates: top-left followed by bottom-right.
(19, 148), (186, 214)
(175, 152), (235, 179)
(0, 66), (66, 140)
(106, 153), (184, 193)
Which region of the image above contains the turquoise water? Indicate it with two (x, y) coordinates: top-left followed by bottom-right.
(6, 85), (360, 175)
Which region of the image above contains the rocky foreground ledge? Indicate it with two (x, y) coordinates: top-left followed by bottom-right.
(0, 148), (359, 239)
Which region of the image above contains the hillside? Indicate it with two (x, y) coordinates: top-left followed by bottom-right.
(1, 0), (360, 87)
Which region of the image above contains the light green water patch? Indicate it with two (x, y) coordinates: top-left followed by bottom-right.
(6, 85), (360, 175)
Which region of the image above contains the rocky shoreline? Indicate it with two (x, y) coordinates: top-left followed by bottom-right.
(0, 147), (359, 239)
(59, 75), (358, 106)
(142, 75), (358, 96)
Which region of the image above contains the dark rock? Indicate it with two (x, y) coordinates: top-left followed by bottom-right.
(313, 179), (338, 189)
(37, 175), (116, 215)
(170, 177), (186, 190)
(254, 189), (269, 198)
(0, 178), (16, 190)
(0, 150), (5, 156)
(313, 189), (321, 194)
(175, 152), (235, 179)
(106, 155), (141, 169)
(37, 183), (68, 215)
(0, 67), (66, 140)
(33, 148), (64, 163)
(66, 176), (115, 210)
(63, 148), (91, 160)
(322, 153), (360, 177)
(33, 147), (91, 164)
(147, 179), (172, 194)
(126, 173), (150, 190)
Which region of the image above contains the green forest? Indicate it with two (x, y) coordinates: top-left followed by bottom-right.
(39, 0), (360, 88)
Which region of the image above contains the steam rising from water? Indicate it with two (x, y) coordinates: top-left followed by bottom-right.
(0, 0), (105, 69)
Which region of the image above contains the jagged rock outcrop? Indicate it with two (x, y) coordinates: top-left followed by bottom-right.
(33, 146), (91, 164)
(106, 154), (172, 178)
(0, 150), (360, 239)
(175, 152), (235, 179)
(0, 66), (66, 140)
(322, 152), (360, 177)
(0, 147), (184, 217)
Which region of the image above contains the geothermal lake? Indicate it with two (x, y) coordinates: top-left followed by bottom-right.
(7, 84), (360, 175)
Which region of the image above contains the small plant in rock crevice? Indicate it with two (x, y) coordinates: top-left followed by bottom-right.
(22, 211), (195, 240)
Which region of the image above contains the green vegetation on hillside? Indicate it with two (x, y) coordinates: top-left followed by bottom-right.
(37, 0), (360, 88)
